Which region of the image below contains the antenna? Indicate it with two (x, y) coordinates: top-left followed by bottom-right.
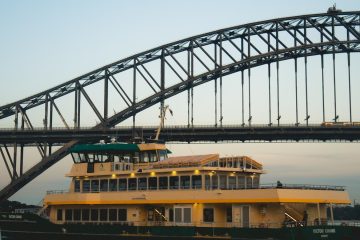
(155, 105), (173, 140)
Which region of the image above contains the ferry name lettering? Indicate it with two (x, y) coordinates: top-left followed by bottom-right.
(313, 229), (336, 234)
(313, 229), (324, 234)
(8, 214), (22, 219)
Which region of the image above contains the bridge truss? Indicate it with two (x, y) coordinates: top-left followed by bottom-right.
(0, 11), (360, 201)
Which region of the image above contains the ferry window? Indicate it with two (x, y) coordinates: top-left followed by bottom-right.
(208, 161), (218, 167)
(183, 208), (191, 223)
(253, 175), (259, 188)
(158, 150), (167, 161)
(148, 209), (154, 221)
(174, 207), (190, 223)
(72, 153), (83, 163)
(100, 179), (109, 192)
(220, 160), (226, 167)
(169, 208), (174, 221)
(180, 176), (190, 189)
(124, 163), (131, 171)
(114, 163), (120, 171)
(91, 179), (99, 192)
(119, 178), (127, 191)
(234, 159), (239, 168)
(71, 153), (78, 163)
(100, 209), (108, 221)
(169, 176), (179, 189)
(93, 154), (100, 162)
(79, 153), (86, 162)
(229, 176), (236, 190)
(142, 152), (149, 163)
(133, 152), (140, 163)
(74, 180), (81, 192)
(149, 151), (157, 162)
(73, 209), (81, 221)
(226, 207), (232, 222)
(203, 208), (214, 222)
(57, 209), (63, 221)
(65, 209), (72, 221)
(104, 154), (112, 162)
(148, 177), (157, 190)
(192, 175), (202, 189)
(82, 209), (90, 221)
(128, 178), (137, 190)
(159, 176), (168, 189)
(205, 175), (210, 190)
(238, 176), (245, 189)
(118, 209), (127, 221)
(174, 208), (182, 222)
(219, 175), (227, 190)
(211, 175), (218, 190)
(91, 209), (99, 221)
(123, 154), (131, 163)
(109, 209), (117, 221)
(83, 180), (90, 193)
(109, 179), (117, 191)
(246, 176), (253, 188)
(138, 177), (147, 190)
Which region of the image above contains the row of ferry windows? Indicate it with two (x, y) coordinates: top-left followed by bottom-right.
(57, 208), (127, 222)
(57, 207), (242, 224)
(76, 175), (202, 192)
(73, 150), (167, 164)
(74, 175), (260, 192)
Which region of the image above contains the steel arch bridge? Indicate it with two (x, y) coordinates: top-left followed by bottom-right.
(0, 10), (360, 201)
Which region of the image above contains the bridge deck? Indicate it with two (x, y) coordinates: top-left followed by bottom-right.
(0, 125), (359, 144)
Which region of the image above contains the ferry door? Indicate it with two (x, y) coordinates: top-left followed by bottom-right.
(232, 205), (242, 227)
(233, 205), (250, 228)
(242, 206), (250, 227)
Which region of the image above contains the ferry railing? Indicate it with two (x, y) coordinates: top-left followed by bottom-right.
(46, 190), (69, 195)
(259, 183), (346, 191)
(61, 219), (360, 233)
(46, 183), (345, 195)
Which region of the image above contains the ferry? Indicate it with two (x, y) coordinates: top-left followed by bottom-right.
(33, 139), (359, 239)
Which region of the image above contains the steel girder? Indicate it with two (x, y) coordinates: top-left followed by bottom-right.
(0, 11), (360, 201)
(0, 11), (359, 119)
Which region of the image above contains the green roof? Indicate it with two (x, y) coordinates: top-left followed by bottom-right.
(70, 143), (140, 153)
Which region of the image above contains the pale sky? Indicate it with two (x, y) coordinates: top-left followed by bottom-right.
(0, 0), (359, 204)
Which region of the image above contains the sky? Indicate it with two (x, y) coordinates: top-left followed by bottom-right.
(0, 0), (359, 204)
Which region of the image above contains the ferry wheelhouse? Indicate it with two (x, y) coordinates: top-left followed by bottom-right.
(44, 141), (350, 229)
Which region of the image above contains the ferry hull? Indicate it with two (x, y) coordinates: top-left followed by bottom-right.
(1, 219), (359, 240)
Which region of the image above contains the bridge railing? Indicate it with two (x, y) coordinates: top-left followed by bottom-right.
(1, 123), (360, 131)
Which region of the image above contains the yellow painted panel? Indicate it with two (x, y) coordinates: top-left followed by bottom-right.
(44, 188), (350, 205)
(138, 143), (167, 151)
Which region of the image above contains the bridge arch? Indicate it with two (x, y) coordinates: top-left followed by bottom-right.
(0, 11), (359, 201)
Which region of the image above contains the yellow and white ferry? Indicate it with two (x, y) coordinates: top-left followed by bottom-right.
(43, 140), (350, 231)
